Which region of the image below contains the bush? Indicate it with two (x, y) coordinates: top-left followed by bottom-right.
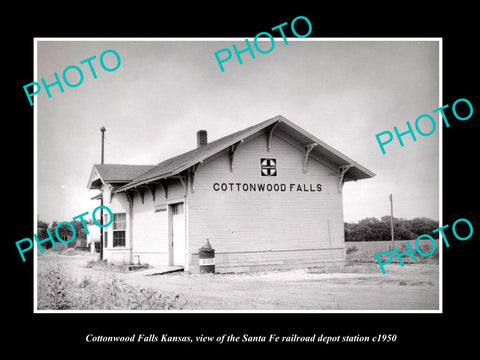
(415, 242), (439, 263)
(345, 216), (439, 242)
(393, 242), (438, 264)
(346, 246), (358, 255)
(37, 262), (75, 310)
(38, 263), (184, 310)
(84, 258), (127, 272)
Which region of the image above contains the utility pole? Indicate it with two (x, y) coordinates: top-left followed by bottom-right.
(101, 126), (106, 164)
(389, 193), (395, 251)
(100, 126), (106, 260)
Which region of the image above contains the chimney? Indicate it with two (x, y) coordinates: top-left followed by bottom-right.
(197, 130), (208, 148)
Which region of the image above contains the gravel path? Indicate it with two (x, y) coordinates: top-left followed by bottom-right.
(36, 250), (439, 311)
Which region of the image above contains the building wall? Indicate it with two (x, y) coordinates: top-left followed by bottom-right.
(102, 180), (187, 266)
(130, 182), (185, 267)
(188, 132), (346, 272)
(132, 179), (185, 266)
(131, 195), (169, 267)
(100, 131), (348, 272)
(101, 176), (187, 267)
(103, 190), (131, 264)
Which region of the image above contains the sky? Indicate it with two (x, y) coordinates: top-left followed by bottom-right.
(36, 39), (440, 224)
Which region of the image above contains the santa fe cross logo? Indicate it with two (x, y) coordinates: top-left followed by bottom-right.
(260, 158), (277, 176)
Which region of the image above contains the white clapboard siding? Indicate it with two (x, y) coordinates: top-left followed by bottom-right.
(129, 179), (186, 266)
(102, 131), (348, 271)
(131, 194), (169, 266)
(188, 132), (345, 269)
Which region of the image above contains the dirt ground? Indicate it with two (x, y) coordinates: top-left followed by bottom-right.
(37, 249), (439, 311)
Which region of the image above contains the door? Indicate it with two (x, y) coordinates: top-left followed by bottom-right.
(171, 203), (186, 266)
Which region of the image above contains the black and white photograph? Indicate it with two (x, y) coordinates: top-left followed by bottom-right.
(6, 6), (478, 353)
(33, 38), (441, 312)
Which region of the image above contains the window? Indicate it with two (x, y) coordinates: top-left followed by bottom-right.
(104, 231), (108, 248)
(113, 231), (125, 247)
(113, 213), (126, 247)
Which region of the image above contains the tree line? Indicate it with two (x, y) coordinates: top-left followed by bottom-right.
(37, 219), (93, 248)
(37, 215), (438, 245)
(344, 216), (439, 242)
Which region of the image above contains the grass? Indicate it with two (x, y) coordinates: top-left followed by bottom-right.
(37, 240), (439, 310)
(84, 258), (151, 272)
(308, 262), (380, 274)
(37, 261), (184, 310)
(346, 239), (439, 264)
(84, 258), (129, 272)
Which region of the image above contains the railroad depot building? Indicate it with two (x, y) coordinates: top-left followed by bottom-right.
(87, 115), (374, 272)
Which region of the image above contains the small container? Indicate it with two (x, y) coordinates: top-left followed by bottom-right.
(198, 239), (215, 273)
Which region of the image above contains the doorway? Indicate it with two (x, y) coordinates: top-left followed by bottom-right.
(170, 202), (186, 266)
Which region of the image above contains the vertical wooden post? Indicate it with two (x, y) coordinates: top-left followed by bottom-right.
(390, 193), (395, 252)
(100, 127), (106, 261)
(101, 127), (105, 164)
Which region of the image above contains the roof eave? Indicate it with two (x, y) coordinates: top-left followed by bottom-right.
(277, 117), (375, 180)
(113, 114), (376, 191)
(114, 170), (177, 193)
(87, 165), (103, 190)
(115, 116), (283, 193)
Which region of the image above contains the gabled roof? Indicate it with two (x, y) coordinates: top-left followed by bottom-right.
(87, 164), (156, 189)
(114, 115), (375, 193)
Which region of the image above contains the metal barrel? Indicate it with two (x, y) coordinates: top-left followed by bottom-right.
(198, 239), (215, 273)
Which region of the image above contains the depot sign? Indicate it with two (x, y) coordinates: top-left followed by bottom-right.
(213, 182), (322, 192)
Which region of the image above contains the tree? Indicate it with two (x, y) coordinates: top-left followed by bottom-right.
(36, 220), (50, 246)
(406, 217), (439, 237)
(35, 218), (90, 250)
(380, 216), (416, 240)
(345, 215), (438, 241)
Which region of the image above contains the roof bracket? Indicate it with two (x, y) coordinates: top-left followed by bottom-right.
(158, 180), (168, 200)
(177, 172), (187, 195)
(146, 184), (156, 202)
(266, 120), (280, 152)
(134, 188), (145, 205)
(229, 140), (243, 172)
(125, 190), (134, 208)
(190, 163), (200, 194)
(338, 165), (353, 193)
(303, 143), (318, 173)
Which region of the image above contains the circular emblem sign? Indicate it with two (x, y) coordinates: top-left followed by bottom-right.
(261, 158), (277, 176)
